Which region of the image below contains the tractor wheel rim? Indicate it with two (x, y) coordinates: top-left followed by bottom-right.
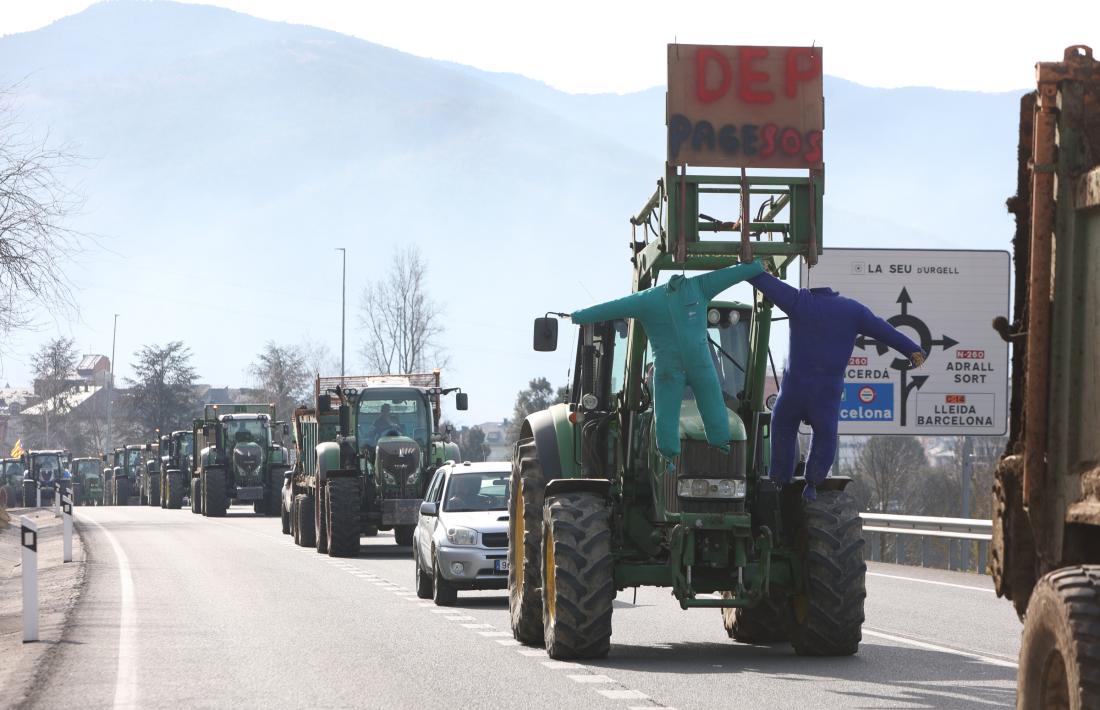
(544, 529), (556, 625)
(513, 483), (525, 592)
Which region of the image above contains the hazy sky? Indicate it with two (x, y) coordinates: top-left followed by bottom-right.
(2, 0), (1098, 94)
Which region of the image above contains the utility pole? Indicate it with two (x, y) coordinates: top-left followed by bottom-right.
(105, 314), (118, 456)
(336, 248), (346, 380)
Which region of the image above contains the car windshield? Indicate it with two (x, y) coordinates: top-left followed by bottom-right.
(224, 419), (268, 445)
(358, 391), (430, 449)
(442, 472), (510, 513)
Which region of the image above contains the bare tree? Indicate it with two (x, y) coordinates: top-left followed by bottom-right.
(23, 336), (78, 448)
(0, 88), (85, 337)
(358, 246), (448, 374)
(506, 377), (571, 444)
(850, 435), (928, 513)
(248, 341), (310, 421)
(300, 338), (340, 379)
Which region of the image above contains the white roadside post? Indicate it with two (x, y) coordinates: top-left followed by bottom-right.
(62, 493), (73, 563)
(36, 482), (41, 508)
(54, 482), (61, 517)
(20, 515), (38, 642)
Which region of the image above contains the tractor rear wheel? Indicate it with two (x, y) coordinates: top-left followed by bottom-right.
(190, 478), (202, 514)
(509, 438), (545, 646)
(1018, 566), (1100, 710)
(148, 478), (160, 507)
(314, 488), (329, 554)
(542, 491), (613, 660)
(789, 489), (865, 656)
(991, 455), (1036, 619)
(394, 525), (414, 547)
(296, 494), (316, 548)
(326, 478), (360, 557)
(202, 470), (227, 517)
(722, 593), (793, 643)
(291, 496), (301, 544)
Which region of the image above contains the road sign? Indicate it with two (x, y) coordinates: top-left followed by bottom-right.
(800, 248), (1010, 435)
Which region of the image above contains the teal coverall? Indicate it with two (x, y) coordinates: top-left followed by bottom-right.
(571, 261), (764, 458)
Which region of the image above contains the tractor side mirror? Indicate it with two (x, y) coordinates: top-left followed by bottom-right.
(533, 317), (559, 352)
(455, 392), (468, 411)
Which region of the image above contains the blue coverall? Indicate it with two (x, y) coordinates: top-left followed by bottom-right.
(572, 261), (764, 458)
(750, 272), (923, 498)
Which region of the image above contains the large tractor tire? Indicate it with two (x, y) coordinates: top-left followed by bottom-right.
(326, 478), (360, 557)
(296, 494), (316, 548)
(290, 496), (300, 544)
(1017, 565), (1100, 710)
(722, 593), (793, 644)
(542, 491), (614, 660)
(115, 478), (132, 507)
(789, 489), (866, 656)
(148, 478), (160, 507)
(23, 480), (38, 507)
(394, 525), (414, 547)
(202, 470), (227, 517)
(314, 488), (329, 554)
(71, 482), (83, 507)
(281, 498), (291, 535)
(991, 455), (1037, 619)
(509, 438), (546, 646)
(166, 473), (184, 509)
(190, 478), (202, 514)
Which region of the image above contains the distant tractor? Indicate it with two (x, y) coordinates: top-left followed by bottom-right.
(1, 457), (27, 506)
(20, 450), (65, 507)
(139, 441), (161, 506)
(285, 372), (466, 555)
(990, 46), (1100, 709)
(159, 430), (193, 509)
(108, 445), (145, 505)
(191, 404), (289, 517)
(71, 457), (104, 505)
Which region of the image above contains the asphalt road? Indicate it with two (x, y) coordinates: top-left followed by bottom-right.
(28, 505), (1020, 709)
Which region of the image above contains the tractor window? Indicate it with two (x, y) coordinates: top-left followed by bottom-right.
(224, 419), (269, 445)
(179, 435), (193, 457)
(358, 392), (430, 449)
(127, 449), (143, 469)
(608, 320), (629, 396)
(707, 309), (751, 402)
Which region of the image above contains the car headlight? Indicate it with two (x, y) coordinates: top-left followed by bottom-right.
(676, 477), (746, 499)
(446, 526), (478, 546)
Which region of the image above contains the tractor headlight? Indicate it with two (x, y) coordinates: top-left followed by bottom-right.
(382, 470), (397, 485)
(406, 471), (419, 486)
(677, 477), (746, 499)
(446, 526), (478, 546)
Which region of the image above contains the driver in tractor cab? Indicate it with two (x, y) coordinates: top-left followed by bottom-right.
(369, 404), (403, 440)
(231, 421), (253, 442)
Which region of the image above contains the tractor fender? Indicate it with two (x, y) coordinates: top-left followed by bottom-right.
(544, 478), (611, 499)
(520, 402), (579, 482)
(315, 442), (341, 483)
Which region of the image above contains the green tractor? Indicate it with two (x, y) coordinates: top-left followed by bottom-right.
(158, 430), (193, 509)
(508, 48), (859, 659)
(71, 457), (104, 505)
(139, 441), (161, 506)
(1, 457), (27, 507)
(286, 372), (466, 554)
(108, 445), (146, 505)
(191, 404), (289, 517)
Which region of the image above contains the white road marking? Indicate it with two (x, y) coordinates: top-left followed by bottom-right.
(478, 631), (513, 637)
(862, 629), (1018, 668)
(495, 638), (521, 646)
(598, 689), (649, 700)
(541, 660), (581, 670)
(568, 674), (614, 684)
(867, 571), (994, 593)
(84, 516), (138, 709)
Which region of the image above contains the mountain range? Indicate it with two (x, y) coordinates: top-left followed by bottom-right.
(0, 1), (1025, 423)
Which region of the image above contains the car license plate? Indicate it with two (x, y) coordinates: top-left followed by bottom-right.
(494, 559), (509, 572)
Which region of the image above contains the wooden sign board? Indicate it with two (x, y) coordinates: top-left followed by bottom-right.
(667, 44), (824, 169)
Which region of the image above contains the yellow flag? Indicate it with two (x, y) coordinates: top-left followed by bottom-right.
(10, 439), (24, 458)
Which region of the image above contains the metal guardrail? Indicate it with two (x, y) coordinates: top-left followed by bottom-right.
(860, 513), (992, 541)
(859, 512), (992, 573)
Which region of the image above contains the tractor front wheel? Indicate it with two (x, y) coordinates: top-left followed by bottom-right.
(509, 438), (545, 646)
(1017, 566), (1100, 709)
(115, 478), (132, 506)
(542, 491), (613, 660)
(190, 478), (202, 514)
(202, 470), (227, 517)
(166, 473), (183, 509)
(394, 525), (414, 547)
(326, 478), (360, 557)
(789, 489), (865, 656)
(296, 494), (316, 548)
(314, 488), (329, 554)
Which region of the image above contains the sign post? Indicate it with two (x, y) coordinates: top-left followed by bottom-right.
(801, 248), (1010, 436)
(62, 493), (73, 563)
(20, 515), (38, 642)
